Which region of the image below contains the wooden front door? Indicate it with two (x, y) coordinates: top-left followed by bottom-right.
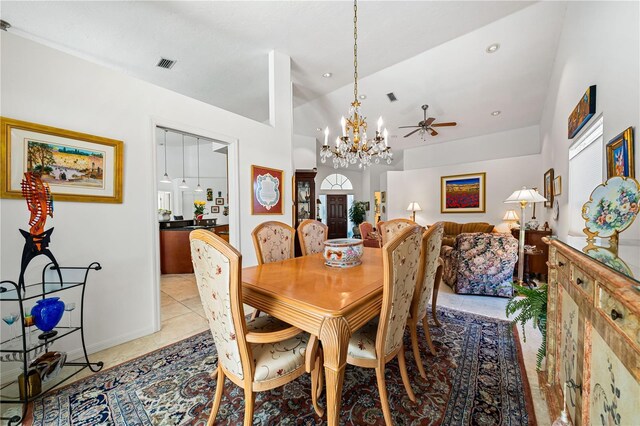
(327, 194), (348, 239)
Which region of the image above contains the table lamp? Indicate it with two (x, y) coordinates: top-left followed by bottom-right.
(503, 210), (520, 229)
(504, 187), (547, 285)
(406, 202), (422, 222)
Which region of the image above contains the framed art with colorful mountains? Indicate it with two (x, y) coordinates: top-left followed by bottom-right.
(441, 172), (486, 213)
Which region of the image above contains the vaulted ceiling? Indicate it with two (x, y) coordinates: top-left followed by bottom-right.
(2, 1), (535, 123)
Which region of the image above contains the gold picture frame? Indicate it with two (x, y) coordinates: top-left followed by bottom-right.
(553, 176), (562, 196)
(440, 172), (486, 213)
(1, 117), (123, 203)
(606, 127), (635, 178)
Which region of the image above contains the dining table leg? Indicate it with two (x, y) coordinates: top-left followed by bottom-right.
(319, 316), (352, 426)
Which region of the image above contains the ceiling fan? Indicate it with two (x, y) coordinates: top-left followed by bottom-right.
(399, 104), (457, 138)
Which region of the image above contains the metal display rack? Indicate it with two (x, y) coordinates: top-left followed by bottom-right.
(0, 262), (103, 425)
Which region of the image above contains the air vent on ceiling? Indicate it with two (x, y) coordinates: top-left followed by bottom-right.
(386, 92), (397, 102)
(156, 58), (177, 69)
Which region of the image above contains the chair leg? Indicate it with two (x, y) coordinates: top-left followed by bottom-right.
(397, 345), (416, 403)
(243, 389), (255, 426)
(432, 263), (443, 327)
(408, 321), (427, 379)
(208, 366), (225, 426)
(250, 309), (260, 320)
(422, 316), (437, 356)
(375, 366), (393, 426)
(311, 350), (325, 417)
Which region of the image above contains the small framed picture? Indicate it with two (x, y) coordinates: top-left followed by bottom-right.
(543, 168), (554, 208)
(606, 127), (635, 178)
(553, 176), (562, 196)
(215, 197), (225, 205)
(381, 191), (386, 203)
(211, 206), (220, 214)
(206, 188), (213, 201)
(364, 201), (370, 211)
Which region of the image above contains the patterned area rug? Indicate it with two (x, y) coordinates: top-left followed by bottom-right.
(29, 307), (535, 425)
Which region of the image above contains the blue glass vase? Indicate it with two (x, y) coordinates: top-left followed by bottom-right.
(31, 297), (65, 340)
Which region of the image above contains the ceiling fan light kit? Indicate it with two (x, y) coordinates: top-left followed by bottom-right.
(399, 104), (458, 139)
(320, 0), (393, 169)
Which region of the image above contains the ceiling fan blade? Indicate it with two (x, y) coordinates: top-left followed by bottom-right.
(424, 117), (436, 127)
(398, 125), (421, 129)
(430, 129), (439, 136)
(431, 122), (457, 127)
(404, 129), (421, 138)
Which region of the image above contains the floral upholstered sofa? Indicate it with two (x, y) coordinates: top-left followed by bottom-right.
(441, 232), (518, 297)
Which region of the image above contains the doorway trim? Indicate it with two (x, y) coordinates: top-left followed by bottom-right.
(150, 116), (240, 332)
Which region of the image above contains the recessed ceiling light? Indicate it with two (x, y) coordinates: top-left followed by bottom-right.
(491, 110), (501, 116)
(486, 43), (500, 53)
(359, 94), (367, 100)
(322, 72), (332, 78)
(390, 135), (398, 139)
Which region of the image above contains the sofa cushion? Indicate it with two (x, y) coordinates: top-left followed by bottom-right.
(460, 222), (495, 234)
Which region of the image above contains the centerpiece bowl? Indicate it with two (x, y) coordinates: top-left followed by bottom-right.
(323, 238), (364, 268)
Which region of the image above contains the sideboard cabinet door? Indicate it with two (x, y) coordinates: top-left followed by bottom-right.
(557, 285), (581, 421)
(588, 329), (640, 425)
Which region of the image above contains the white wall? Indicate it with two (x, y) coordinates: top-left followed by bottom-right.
(539, 1), (640, 241)
(0, 33), (292, 357)
(403, 125), (540, 170)
(386, 153), (544, 227)
(293, 134), (317, 170)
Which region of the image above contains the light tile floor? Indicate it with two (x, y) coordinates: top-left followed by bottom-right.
(3, 275), (551, 424)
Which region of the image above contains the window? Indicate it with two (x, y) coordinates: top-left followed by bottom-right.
(320, 173), (353, 190)
(568, 116), (604, 236)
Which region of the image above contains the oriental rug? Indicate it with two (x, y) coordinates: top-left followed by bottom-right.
(30, 307), (535, 425)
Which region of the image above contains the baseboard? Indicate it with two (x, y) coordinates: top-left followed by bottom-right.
(0, 325), (157, 383)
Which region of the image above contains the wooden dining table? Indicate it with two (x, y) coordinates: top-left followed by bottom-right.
(242, 247), (384, 425)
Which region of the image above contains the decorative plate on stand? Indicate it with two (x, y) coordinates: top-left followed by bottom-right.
(582, 176), (640, 238)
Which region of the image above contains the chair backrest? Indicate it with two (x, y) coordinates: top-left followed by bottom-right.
(190, 230), (251, 381)
(359, 221), (374, 240)
(412, 222), (444, 321)
(379, 218), (417, 246)
(297, 219), (328, 256)
(377, 224), (422, 357)
(252, 221), (296, 265)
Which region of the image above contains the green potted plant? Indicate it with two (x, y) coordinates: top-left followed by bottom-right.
(348, 201), (367, 238)
(506, 283), (548, 370)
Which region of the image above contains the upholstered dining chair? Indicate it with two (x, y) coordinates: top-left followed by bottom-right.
(379, 218), (417, 246)
(297, 219), (328, 256)
(346, 225), (423, 426)
(407, 222), (444, 378)
(250, 221), (296, 319)
(189, 230), (324, 425)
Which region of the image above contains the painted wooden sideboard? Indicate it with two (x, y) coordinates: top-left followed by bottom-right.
(543, 237), (640, 425)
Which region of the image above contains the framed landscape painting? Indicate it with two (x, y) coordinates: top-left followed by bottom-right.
(440, 172), (486, 213)
(251, 165), (283, 215)
(606, 127), (635, 178)
(568, 85), (596, 139)
(1, 117), (123, 203)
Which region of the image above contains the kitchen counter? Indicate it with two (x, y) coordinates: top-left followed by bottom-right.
(159, 222), (230, 274)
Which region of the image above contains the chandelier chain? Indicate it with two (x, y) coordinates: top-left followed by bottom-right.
(353, 0), (358, 101)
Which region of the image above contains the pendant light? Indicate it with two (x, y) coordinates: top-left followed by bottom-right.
(178, 133), (189, 189)
(194, 137), (203, 192)
(160, 129), (171, 183)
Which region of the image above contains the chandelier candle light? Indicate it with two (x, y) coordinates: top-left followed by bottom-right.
(320, 0), (392, 169)
(504, 187), (547, 284)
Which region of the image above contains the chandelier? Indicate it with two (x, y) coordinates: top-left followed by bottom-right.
(320, 0), (392, 169)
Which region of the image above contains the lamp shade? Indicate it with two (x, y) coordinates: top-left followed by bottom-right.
(407, 202), (422, 212)
(503, 210), (520, 221)
(504, 187), (547, 204)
